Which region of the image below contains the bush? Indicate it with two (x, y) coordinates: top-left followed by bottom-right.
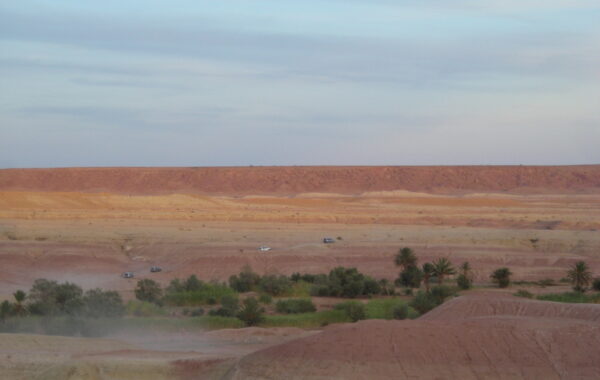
(514, 289), (534, 299)
(410, 291), (439, 314)
(163, 283), (236, 306)
(229, 265), (261, 292)
(490, 267), (512, 288)
(392, 304), (409, 320)
(237, 297), (264, 326)
(262, 310), (350, 328)
(334, 301), (366, 322)
(536, 292), (600, 304)
(0, 301), (12, 320)
(364, 298), (417, 319)
(290, 273), (321, 283)
(593, 278), (600, 292)
(126, 300), (166, 317)
(209, 295), (239, 317)
(456, 274), (472, 290)
(135, 279), (163, 304)
(430, 285), (457, 304)
(309, 267), (381, 298)
(82, 289), (125, 318)
(275, 299), (316, 314)
(27, 279), (84, 316)
(403, 288), (413, 296)
(258, 294), (272, 304)
(363, 277), (382, 295)
(259, 275), (292, 296)
(397, 266), (423, 288)
(190, 308), (205, 317)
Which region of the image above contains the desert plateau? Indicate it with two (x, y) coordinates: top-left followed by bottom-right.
(1, 166), (599, 379)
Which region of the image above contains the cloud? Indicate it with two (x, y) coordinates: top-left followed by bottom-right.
(1, 1), (599, 167)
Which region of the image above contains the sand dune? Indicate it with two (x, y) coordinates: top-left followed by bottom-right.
(421, 292), (600, 322)
(224, 294), (600, 380)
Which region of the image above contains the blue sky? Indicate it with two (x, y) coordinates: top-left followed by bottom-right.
(1, 0), (599, 167)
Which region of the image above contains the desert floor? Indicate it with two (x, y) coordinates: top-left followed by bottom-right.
(1, 166), (600, 379)
(1, 190), (599, 299)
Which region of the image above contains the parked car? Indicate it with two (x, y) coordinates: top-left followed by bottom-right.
(150, 266), (162, 273)
(323, 237), (335, 244)
(122, 272), (134, 278)
(258, 246), (272, 252)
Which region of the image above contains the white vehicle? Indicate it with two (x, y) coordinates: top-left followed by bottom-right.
(258, 246), (272, 252)
(122, 272), (134, 279)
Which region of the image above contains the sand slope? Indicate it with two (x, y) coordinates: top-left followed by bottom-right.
(224, 294), (600, 380)
(2, 166), (600, 195)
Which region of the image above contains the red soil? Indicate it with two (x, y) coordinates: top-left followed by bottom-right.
(1, 165), (599, 195)
(421, 292), (600, 322)
(226, 294), (600, 380)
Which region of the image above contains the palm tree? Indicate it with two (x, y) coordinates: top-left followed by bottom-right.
(490, 267), (512, 288)
(457, 261), (473, 290)
(567, 261), (592, 292)
(394, 247), (417, 271)
(432, 258), (456, 285)
(422, 263), (435, 293)
(13, 290), (26, 316)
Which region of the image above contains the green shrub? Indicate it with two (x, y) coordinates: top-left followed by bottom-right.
(209, 295), (239, 317)
(403, 288), (413, 296)
(125, 300), (166, 317)
(410, 291), (439, 314)
(490, 267), (512, 288)
(334, 301), (366, 322)
(1, 301), (11, 319)
(229, 265), (261, 292)
(309, 267), (381, 298)
(259, 275), (292, 296)
(514, 289), (534, 299)
(275, 298), (316, 314)
(190, 308), (205, 317)
(290, 273), (323, 283)
(258, 294), (273, 304)
(456, 274), (472, 290)
(364, 298), (417, 319)
(82, 289), (125, 318)
(536, 292), (600, 303)
(287, 281), (312, 297)
(163, 283), (236, 306)
(593, 278), (600, 292)
(135, 279), (163, 304)
(27, 279), (84, 316)
(392, 304), (409, 320)
(262, 310), (349, 328)
(430, 285), (457, 304)
(397, 266), (423, 288)
(237, 297), (264, 326)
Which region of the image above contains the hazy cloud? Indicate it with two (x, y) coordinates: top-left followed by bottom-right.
(1, 1), (598, 167)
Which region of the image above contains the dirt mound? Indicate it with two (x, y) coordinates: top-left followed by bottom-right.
(2, 166), (599, 195)
(223, 296), (600, 380)
(421, 292), (600, 322)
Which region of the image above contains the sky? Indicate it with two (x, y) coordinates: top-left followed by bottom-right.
(1, 0), (599, 168)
